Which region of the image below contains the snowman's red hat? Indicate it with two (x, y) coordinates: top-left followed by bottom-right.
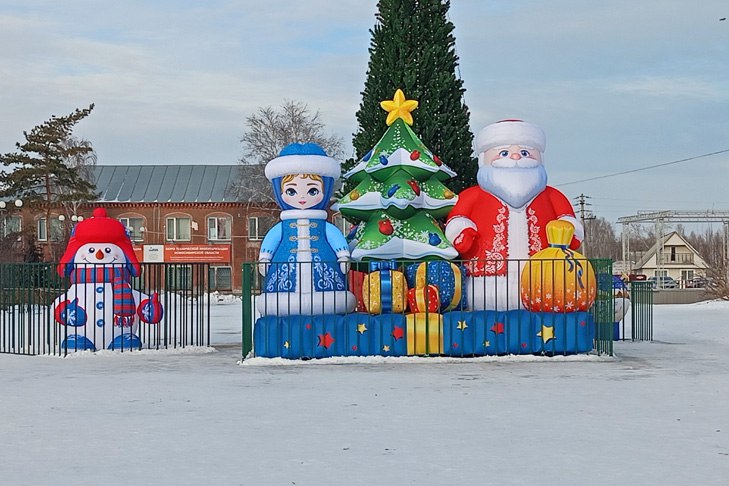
(57, 207), (141, 277)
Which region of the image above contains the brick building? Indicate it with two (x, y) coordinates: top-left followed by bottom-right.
(1, 164), (282, 292)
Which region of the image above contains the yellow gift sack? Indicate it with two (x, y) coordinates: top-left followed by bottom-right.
(362, 270), (408, 314)
(520, 220), (596, 313)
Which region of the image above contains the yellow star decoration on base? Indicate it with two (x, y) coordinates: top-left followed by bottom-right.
(380, 89), (418, 126)
(538, 325), (555, 343)
(483, 340), (491, 348)
(382, 345), (391, 352)
(283, 341), (290, 349)
(357, 323), (368, 334)
(456, 320), (468, 330)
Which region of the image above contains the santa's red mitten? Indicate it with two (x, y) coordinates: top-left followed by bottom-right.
(138, 293), (164, 324)
(453, 227), (478, 254)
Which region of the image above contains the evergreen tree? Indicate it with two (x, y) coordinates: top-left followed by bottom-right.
(352, 0), (475, 193)
(0, 104), (98, 259)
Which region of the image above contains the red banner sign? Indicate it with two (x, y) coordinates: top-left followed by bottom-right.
(164, 245), (231, 263)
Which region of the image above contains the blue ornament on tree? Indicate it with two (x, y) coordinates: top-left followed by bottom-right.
(428, 233), (441, 246)
(387, 184), (400, 198)
(363, 149), (373, 162)
(379, 154), (389, 165)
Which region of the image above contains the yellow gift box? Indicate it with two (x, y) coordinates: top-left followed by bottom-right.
(362, 270), (408, 314)
(406, 312), (443, 355)
(520, 220), (596, 312)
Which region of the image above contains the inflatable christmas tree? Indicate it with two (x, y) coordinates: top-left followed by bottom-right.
(335, 89), (459, 261)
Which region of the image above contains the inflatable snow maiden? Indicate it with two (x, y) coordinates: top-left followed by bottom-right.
(445, 120), (584, 311)
(53, 208), (163, 351)
(256, 143), (356, 316)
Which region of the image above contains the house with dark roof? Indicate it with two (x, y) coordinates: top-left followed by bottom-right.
(6, 164), (278, 291)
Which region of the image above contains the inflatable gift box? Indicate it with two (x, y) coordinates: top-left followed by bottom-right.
(361, 261), (408, 314)
(407, 284), (440, 313)
(405, 261), (464, 312)
(406, 312), (443, 355)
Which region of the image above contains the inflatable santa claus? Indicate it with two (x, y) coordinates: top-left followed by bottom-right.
(445, 120), (583, 311)
(53, 208), (163, 351)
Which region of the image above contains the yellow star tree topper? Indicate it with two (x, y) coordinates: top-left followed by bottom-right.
(380, 89), (418, 126)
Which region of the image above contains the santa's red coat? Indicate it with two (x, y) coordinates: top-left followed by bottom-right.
(447, 186), (581, 276)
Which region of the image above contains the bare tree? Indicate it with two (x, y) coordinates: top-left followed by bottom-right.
(240, 100), (344, 166)
(585, 217), (621, 260)
(234, 100), (344, 211)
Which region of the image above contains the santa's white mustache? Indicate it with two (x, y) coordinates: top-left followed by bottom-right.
(488, 156), (542, 169)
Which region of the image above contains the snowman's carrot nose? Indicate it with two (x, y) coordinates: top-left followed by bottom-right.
(95, 249), (104, 260)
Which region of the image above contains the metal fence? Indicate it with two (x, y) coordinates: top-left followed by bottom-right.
(242, 258), (616, 358)
(629, 281), (653, 341)
(0, 262), (211, 356)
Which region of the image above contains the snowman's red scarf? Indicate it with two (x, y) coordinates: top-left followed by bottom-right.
(71, 266), (136, 321)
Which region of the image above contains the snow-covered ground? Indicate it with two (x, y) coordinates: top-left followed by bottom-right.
(1, 299), (727, 485)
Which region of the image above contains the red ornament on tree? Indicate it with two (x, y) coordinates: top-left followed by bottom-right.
(433, 154), (442, 166)
(410, 150), (420, 160)
(407, 179), (421, 195)
(378, 219), (394, 235)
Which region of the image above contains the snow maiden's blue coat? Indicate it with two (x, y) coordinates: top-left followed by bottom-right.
(256, 143), (356, 316)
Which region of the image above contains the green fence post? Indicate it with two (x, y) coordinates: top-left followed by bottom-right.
(241, 262), (254, 359)
(590, 258), (614, 356)
(630, 281), (653, 341)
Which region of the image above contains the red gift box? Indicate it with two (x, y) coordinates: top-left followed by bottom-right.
(407, 284), (440, 313)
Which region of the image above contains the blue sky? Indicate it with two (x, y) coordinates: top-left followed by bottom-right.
(1, 0), (727, 223)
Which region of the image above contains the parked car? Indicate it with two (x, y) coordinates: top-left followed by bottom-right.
(647, 276), (679, 289)
(686, 277), (709, 288)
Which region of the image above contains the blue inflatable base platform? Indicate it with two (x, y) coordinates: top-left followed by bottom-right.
(254, 310), (595, 359)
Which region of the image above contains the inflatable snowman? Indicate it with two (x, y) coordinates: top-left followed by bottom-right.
(256, 143), (356, 316)
(53, 208), (163, 351)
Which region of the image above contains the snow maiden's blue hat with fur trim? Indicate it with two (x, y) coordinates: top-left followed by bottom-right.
(265, 143), (341, 211)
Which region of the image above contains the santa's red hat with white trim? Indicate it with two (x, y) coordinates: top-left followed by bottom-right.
(475, 119), (546, 154)
(57, 207), (141, 277)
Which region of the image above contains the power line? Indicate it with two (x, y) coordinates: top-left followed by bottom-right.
(557, 148), (729, 186)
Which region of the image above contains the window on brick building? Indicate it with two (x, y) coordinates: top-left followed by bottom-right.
(165, 264), (192, 291)
(37, 217), (64, 242)
(166, 217), (191, 241)
(208, 216), (231, 241)
(119, 217), (145, 242)
(248, 216), (276, 240)
(2, 216), (21, 237)
(209, 266), (232, 291)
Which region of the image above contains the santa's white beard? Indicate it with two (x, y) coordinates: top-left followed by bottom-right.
(477, 162), (547, 209)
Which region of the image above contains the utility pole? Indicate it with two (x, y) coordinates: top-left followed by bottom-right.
(574, 194), (596, 256)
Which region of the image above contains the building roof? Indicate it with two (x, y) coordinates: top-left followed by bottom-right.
(92, 165), (269, 203)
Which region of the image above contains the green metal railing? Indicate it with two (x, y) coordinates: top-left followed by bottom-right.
(242, 258), (617, 359)
(591, 259), (614, 356)
(0, 262), (211, 356)
(630, 281), (653, 341)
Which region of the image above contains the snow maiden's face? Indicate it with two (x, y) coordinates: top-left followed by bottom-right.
(73, 243), (126, 266)
(280, 174), (324, 209)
